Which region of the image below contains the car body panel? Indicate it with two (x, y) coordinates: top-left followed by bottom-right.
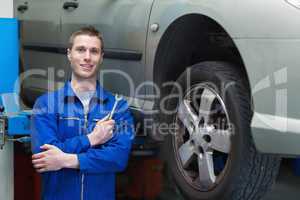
(235, 38), (300, 155)
(145, 0), (300, 154)
(15, 0), (65, 95)
(15, 0), (61, 45)
(146, 0), (300, 88)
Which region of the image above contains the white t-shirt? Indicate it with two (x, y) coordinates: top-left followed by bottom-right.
(75, 90), (96, 114)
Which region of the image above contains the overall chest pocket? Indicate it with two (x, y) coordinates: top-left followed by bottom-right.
(88, 117), (103, 133)
(87, 113), (110, 133)
(58, 116), (83, 139)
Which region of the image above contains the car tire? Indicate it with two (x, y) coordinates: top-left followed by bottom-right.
(163, 61), (281, 200)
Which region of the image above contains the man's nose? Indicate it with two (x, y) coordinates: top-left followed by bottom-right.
(84, 50), (91, 60)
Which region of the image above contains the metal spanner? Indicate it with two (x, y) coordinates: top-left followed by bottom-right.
(108, 94), (122, 120)
(97, 94), (122, 122)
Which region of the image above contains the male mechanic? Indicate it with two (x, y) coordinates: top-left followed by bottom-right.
(31, 26), (134, 200)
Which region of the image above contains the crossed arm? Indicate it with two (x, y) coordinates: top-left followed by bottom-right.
(31, 97), (134, 174)
(32, 119), (115, 173)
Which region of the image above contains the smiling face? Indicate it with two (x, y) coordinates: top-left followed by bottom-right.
(67, 34), (103, 80)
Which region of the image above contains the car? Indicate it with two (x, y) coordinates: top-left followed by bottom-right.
(15, 0), (300, 199)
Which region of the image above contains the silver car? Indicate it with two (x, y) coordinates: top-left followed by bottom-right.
(15, 0), (300, 199)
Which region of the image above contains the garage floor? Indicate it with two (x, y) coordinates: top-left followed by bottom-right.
(157, 159), (300, 200)
(264, 159), (300, 200)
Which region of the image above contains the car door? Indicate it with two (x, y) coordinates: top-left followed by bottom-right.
(60, 0), (154, 108)
(15, 0), (63, 106)
(15, 0), (61, 47)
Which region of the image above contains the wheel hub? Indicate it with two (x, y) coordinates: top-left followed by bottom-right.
(189, 122), (217, 154)
(174, 84), (232, 191)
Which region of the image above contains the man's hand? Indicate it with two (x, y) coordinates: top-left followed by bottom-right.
(32, 144), (69, 173)
(88, 119), (115, 147)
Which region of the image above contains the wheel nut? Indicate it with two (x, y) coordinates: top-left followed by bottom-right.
(203, 135), (211, 143)
(190, 140), (195, 146)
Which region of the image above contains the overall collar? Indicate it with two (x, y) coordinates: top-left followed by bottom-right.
(63, 80), (108, 104)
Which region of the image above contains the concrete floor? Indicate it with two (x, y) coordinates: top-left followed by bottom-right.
(158, 159), (300, 200)
(264, 159), (300, 200)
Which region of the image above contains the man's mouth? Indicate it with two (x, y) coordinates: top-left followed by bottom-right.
(80, 64), (94, 71)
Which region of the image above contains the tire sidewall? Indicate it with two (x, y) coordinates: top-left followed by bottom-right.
(164, 62), (252, 200)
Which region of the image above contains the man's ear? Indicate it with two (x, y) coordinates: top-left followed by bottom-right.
(67, 48), (71, 61)
(98, 52), (104, 65)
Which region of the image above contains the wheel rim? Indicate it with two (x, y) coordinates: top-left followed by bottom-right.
(173, 83), (233, 191)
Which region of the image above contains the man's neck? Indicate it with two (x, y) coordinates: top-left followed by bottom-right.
(70, 74), (97, 93)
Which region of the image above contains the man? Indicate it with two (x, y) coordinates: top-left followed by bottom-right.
(31, 26), (134, 200)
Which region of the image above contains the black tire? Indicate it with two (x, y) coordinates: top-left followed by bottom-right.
(163, 61), (281, 200)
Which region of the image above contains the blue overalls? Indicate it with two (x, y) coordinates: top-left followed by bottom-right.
(31, 81), (134, 200)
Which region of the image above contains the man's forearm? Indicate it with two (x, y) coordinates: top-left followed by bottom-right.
(62, 153), (80, 169)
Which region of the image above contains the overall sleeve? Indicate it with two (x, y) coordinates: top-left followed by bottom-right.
(31, 95), (91, 154)
(77, 99), (134, 174)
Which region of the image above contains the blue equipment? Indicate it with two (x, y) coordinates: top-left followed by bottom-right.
(0, 18), (31, 149)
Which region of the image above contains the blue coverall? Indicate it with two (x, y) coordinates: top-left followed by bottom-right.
(31, 81), (134, 200)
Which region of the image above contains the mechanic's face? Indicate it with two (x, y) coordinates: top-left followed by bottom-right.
(67, 35), (103, 80)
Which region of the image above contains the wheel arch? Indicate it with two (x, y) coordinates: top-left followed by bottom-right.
(150, 13), (252, 140)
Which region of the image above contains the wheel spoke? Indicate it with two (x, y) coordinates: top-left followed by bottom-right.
(178, 140), (195, 168)
(197, 151), (216, 188)
(198, 88), (216, 124)
(210, 129), (232, 153)
(177, 99), (198, 134)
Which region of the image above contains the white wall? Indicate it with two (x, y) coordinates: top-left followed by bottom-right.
(0, 1), (15, 200)
(0, 142), (14, 200)
(0, 0), (14, 18)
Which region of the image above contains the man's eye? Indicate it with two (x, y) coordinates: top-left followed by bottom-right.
(90, 48), (100, 54)
(76, 47), (86, 53)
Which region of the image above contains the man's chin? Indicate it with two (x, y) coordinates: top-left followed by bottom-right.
(73, 71), (97, 80)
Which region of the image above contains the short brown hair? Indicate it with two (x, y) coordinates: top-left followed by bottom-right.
(68, 26), (104, 52)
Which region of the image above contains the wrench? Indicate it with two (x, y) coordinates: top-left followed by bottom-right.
(108, 94), (122, 120)
(97, 94), (122, 122)
(95, 95), (122, 141)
